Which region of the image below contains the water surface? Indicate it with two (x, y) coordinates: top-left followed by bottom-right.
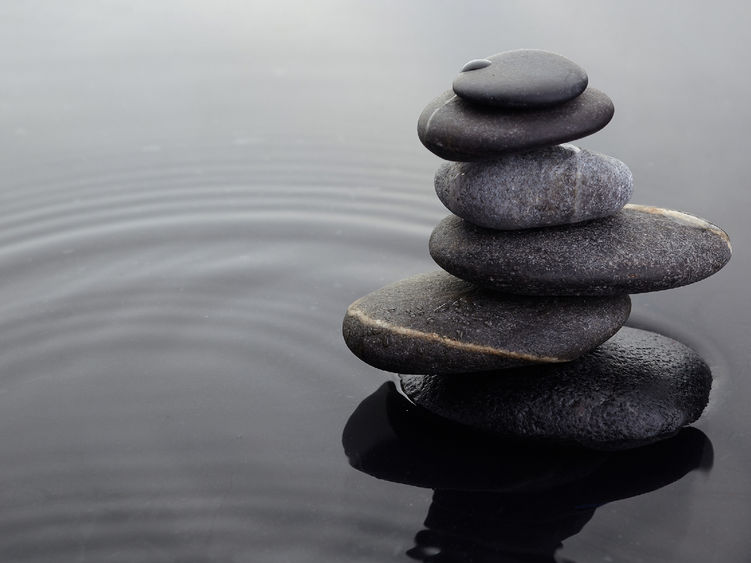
(1, 2), (750, 561)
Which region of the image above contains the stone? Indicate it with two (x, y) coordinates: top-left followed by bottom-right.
(417, 88), (614, 161)
(435, 144), (632, 230)
(453, 49), (588, 108)
(342, 271), (630, 375)
(400, 327), (713, 450)
(430, 204), (732, 295)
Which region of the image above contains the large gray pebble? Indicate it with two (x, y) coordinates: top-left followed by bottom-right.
(430, 205), (732, 295)
(417, 88), (614, 161)
(453, 49), (588, 108)
(342, 271), (630, 375)
(400, 327), (712, 450)
(435, 144), (632, 229)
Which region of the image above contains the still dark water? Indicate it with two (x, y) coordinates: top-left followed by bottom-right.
(1, 2), (750, 561)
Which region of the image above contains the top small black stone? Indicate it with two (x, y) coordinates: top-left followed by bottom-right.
(453, 49), (588, 108)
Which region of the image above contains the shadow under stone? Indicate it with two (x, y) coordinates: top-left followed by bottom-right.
(343, 382), (712, 562)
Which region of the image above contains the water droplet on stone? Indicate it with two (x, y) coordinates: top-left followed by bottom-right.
(461, 58), (492, 72)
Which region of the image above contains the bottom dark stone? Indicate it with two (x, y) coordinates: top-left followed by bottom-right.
(399, 327), (712, 450)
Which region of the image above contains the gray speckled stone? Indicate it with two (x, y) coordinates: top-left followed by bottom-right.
(417, 88), (614, 162)
(435, 144), (633, 230)
(342, 271), (630, 375)
(430, 204), (732, 295)
(453, 50), (588, 108)
(400, 327), (713, 450)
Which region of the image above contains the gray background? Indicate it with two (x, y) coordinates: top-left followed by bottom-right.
(0, 2), (749, 561)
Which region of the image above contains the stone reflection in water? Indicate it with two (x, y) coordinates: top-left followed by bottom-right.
(343, 383), (712, 562)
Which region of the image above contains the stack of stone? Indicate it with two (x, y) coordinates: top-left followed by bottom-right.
(343, 50), (732, 450)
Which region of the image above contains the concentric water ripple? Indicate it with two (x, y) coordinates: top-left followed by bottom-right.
(0, 139), (746, 562)
(0, 141), (438, 561)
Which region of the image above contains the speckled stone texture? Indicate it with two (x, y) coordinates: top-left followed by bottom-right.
(417, 88), (614, 162)
(342, 271), (631, 375)
(430, 204), (732, 295)
(399, 327), (713, 451)
(435, 144), (632, 230)
(452, 49), (588, 108)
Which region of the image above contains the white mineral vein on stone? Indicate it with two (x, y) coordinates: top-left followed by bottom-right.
(572, 145), (583, 216)
(561, 143), (581, 153)
(626, 204), (732, 248)
(423, 94), (457, 143)
(346, 305), (564, 363)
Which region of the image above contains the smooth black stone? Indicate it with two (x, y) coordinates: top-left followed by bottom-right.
(342, 271), (631, 375)
(417, 87), (614, 161)
(429, 205), (732, 295)
(453, 49), (588, 108)
(400, 327), (713, 450)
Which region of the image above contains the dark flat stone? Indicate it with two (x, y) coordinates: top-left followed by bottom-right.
(417, 88), (614, 161)
(342, 271), (630, 375)
(400, 327), (713, 450)
(435, 144), (632, 229)
(430, 204), (732, 295)
(453, 49), (588, 108)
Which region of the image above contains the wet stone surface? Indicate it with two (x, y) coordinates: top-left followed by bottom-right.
(399, 327), (713, 450)
(417, 88), (614, 161)
(434, 144), (632, 230)
(342, 271), (631, 375)
(429, 204), (732, 295)
(452, 49), (588, 108)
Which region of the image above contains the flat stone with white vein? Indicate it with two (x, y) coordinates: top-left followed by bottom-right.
(430, 205), (732, 295)
(342, 271), (631, 375)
